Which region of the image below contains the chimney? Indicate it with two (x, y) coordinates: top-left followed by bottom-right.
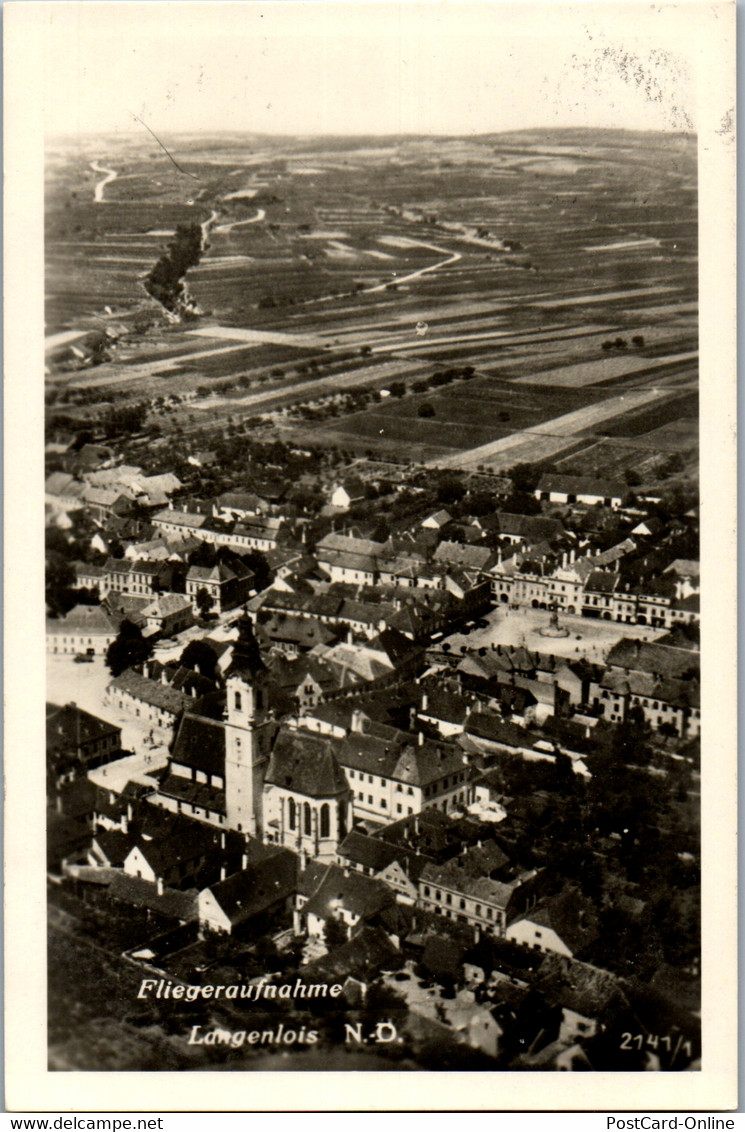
(127, 801), (133, 823)
(157, 877), (164, 896)
(220, 864), (226, 881)
(414, 816), (420, 836)
(241, 853), (248, 870)
(418, 731), (424, 746)
(161, 668), (168, 686)
(121, 812), (128, 834)
(343, 867), (350, 878)
(220, 831), (226, 850)
(421, 692), (428, 712)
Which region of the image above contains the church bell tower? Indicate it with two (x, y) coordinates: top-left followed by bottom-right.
(224, 614), (275, 838)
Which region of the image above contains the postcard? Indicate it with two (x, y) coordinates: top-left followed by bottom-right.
(4, 0), (737, 1112)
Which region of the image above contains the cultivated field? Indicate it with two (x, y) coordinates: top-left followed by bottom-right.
(46, 129), (698, 485)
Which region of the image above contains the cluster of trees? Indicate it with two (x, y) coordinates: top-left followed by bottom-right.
(102, 401), (149, 438)
(105, 619), (154, 677)
(601, 335), (645, 351)
(145, 223), (203, 312)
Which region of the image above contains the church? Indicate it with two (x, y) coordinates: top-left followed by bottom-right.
(153, 615), (471, 861)
(154, 615), (352, 860)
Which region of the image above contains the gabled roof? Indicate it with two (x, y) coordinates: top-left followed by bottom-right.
(533, 953), (626, 1019)
(108, 669), (193, 715)
(202, 849), (298, 925)
(606, 639), (700, 680)
(187, 562), (241, 584)
(316, 532), (386, 558)
(46, 472), (79, 496)
(158, 769), (225, 815)
(107, 873), (198, 921)
(422, 509), (453, 528)
(142, 593), (192, 618)
(153, 509), (207, 529)
(46, 605), (119, 636)
(337, 830), (403, 874)
(170, 712), (227, 777)
(434, 541), (494, 571)
(584, 570), (621, 595)
(256, 613), (338, 650)
(47, 702), (121, 753)
(509, 889), (599, 956)
(301, 862), (394, 922)
(420, 860), (517, 907)
(300, 925), (400, 983)
(265, 730), (349, 797)
(215, 491), (262, 512)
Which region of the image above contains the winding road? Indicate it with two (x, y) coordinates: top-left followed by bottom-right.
(213, 208), (266, 235)
(90, 161), (118, 203)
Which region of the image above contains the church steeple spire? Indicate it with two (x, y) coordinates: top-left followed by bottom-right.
(226, 610), (265, 679)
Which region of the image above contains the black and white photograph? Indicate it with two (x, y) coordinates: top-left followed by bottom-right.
(4, 0), (737, 1111)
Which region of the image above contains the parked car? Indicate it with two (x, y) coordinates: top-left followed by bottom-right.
(73, 654), (94, 664)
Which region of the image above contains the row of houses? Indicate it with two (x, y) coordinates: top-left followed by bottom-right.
(490, 548), (700, 629)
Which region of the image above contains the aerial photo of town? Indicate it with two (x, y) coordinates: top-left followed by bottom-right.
(45, 100), (701, 1071)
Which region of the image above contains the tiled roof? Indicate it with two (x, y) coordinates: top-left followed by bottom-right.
(299, 925), (399, 983)
(46, 605), (119, 636)
(509, 889), (599, 956)
(47, 703), (120, 752)
(257, 613), (338, 649)
(533, 954), (626, 1019)
(420, 860), (517, 907)
(170, 712), (227, 777)
(316, 532), (386, 557)
(142, 593), (192, 618)
(337, 830), (402, 873)
(434, 541), (494, 571)
(584, 570), (621, 595)
(302, 862), (393, 922)
(266, 730), (349, 797)
(157, 770), (226, 815)
(606, 639), (700, 680)
(202, 849), (298, 925)
(108, 669), (192, 715)
(153, 509), (207, 528)
(107, 873), (198, 921)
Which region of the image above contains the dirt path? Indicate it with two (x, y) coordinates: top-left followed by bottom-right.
(90, 161), (118, 203)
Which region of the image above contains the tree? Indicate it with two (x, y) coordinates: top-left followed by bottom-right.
(45, 553), (78, 618)
(241, 550), (272, 593)
(195, 587), (214, 616)
(106, 619), (154, 677)
(418, 402), (436, 419)
(179, 638), (218, 681)
(323, 914), (349, 951)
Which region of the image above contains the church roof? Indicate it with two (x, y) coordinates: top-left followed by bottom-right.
(265, 730), (349, 797)
(170, 712), (227, 777)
